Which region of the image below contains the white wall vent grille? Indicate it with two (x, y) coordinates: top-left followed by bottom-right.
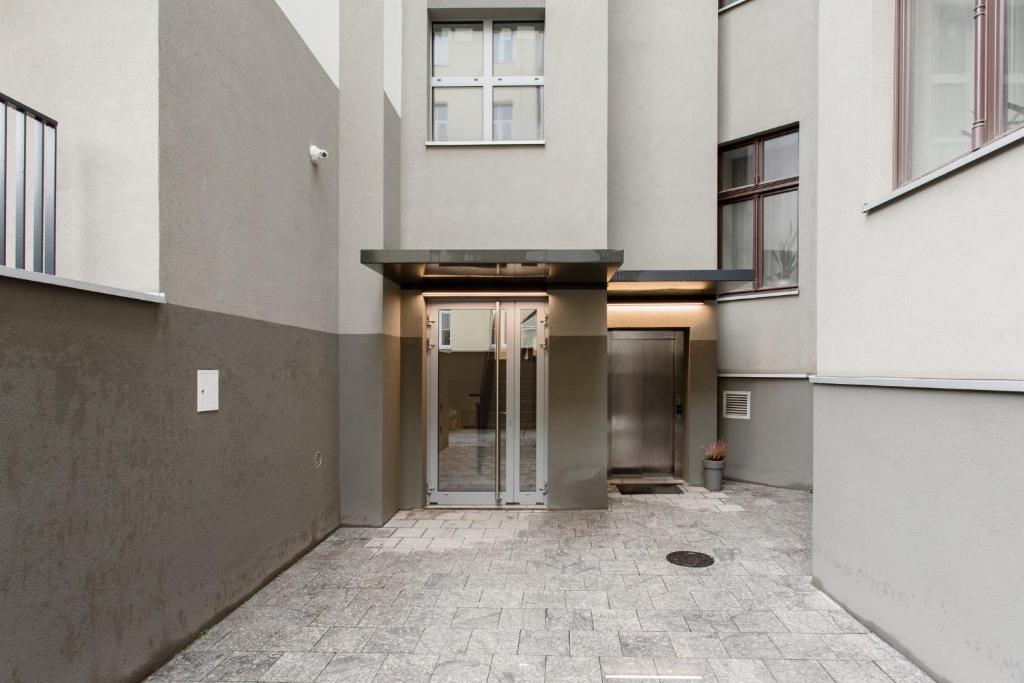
(722, 390), (751, 419)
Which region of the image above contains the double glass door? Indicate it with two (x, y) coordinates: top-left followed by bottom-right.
(427, 300), (547, 506)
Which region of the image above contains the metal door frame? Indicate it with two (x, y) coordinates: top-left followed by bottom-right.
(426, 298), (548, 506)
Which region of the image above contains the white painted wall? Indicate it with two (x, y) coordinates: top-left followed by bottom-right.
(717, 0), (818, 374)
(382, 0), (403, 115)
(0, 0), (160, 293)
(814, 2), (1024, 680)
(274, 0), (340, 87)
(338, 0), (402, 336)
(608, 0), (718, 271)
(399, 0), (608, 249)
(818, 0), (1024, 381)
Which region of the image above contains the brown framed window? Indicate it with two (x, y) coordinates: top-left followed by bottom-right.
(895, 0), (1024, 185)
(718, 127), (799, 295)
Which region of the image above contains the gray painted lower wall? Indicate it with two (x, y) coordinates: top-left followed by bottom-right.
(383, 93), (402, 250)
(813, 384), (1024, 683)
(398, 336), (425, 509)
(718, 377), (812, 489)
(547, 335), (609, 510)
(338, 333), (401, 527)
(686, 340), (718, 486)
(0, 279), (339, 683)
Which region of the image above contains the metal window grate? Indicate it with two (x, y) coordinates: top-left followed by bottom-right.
(1, 92), (58, 275)
(722, 390), (751, 419)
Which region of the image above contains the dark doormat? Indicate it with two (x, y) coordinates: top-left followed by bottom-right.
(616, 484), (683, 495)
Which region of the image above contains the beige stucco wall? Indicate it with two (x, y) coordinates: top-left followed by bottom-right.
(607, 303), (717, 342)
(399, 0), (608, 249)
(0, 0), (160, 293)
(716, 0), (818, 374)
(160, 0), (339, 334)
(716, 0), (819, 376)
(817, 0), (1024, 381)
(814, 2), (1024, 681)
(339, 0), (403, 335)
(607, 302), (719, 484)
(547, 289), (608, 509)
(607, 0), (718, 271)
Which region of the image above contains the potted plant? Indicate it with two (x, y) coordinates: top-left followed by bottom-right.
(703, 440), (728, 492)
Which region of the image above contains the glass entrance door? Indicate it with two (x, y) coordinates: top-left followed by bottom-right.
(427, 300), (547, 506)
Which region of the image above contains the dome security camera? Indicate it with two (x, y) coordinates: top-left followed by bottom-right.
(309, 145), (329, 165)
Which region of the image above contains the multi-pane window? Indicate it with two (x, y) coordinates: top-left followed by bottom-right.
(896, 0), (1024, 184)
(718, 128), (799, 294)
(431, 21), (544, 142)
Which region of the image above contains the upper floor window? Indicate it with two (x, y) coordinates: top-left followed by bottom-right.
(718, 128), (799, 295)
(896, 0), (1024, 184)
(431, 21), (544, 142)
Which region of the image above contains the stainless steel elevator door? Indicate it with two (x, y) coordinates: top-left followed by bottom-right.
(609, 331), (675, 475)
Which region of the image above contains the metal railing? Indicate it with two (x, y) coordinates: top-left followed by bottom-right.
(1, 92), (57, 275)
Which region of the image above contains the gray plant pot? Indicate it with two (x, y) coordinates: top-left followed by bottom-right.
(703, 459), (725, 492)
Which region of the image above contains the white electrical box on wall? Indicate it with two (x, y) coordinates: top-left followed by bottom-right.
(197, 370), (219, 412)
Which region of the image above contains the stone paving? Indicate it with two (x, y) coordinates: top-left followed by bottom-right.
(149, 483), (933, 682)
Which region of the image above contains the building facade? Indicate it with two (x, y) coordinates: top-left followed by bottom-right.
(1, 0), (1022, 681)
(1, 2), (342, 681)
(813, 1), (1024, 681)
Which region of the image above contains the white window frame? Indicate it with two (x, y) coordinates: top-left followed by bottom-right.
(493, 102), (513, 141)
(494, 25), (516, 64)
(433, 103), (449, 142)
(433, 29), (450, 66)
(430, 20), (545, 143)
(489, 308), (508, 350)
(438, 309), (452, 350)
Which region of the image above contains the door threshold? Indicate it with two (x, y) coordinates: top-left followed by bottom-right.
(608, 476), (687, 486)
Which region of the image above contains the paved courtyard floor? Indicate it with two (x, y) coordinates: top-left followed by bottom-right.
(150, 483), (932, 682)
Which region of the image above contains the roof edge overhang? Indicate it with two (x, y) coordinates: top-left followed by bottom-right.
(360, 250), (754, 298)
(608, 269), (757, 300)
(361, 249), (624, 287)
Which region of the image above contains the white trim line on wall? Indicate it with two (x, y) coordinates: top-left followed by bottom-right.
(426, 140), (545, 147)
(0, 265), (166, 304)
(717, 289), (798, 303)
(810, 374), (1024, 394)
(719, 373), (809, 379)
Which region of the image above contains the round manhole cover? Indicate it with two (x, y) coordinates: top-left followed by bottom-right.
(666, 551), (715, 568)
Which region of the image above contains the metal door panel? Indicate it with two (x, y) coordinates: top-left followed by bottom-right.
(609, 331), (676, 476)
(642, 339), (674, 474)
(609, 336), (645, 473)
